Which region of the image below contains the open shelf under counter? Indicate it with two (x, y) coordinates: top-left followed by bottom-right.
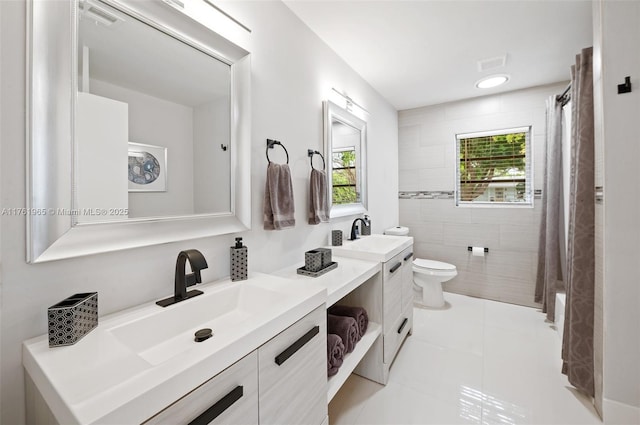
(327, 321), (381, 402)
(273, 256), (381, 307)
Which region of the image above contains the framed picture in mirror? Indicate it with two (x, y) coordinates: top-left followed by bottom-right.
(128, 142), (167, 192)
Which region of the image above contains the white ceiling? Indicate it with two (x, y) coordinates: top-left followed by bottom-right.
(284, 0), (593, 110)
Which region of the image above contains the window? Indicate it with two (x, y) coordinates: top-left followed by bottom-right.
(456, 127), (532, 206)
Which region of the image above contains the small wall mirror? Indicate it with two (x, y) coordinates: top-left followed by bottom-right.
(27, 0), (251, 262)
(323, 101), (368, 218)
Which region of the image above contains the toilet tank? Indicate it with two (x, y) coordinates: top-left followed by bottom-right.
(384, 226), (409, 236)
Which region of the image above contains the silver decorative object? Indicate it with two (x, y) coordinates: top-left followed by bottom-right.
(48, 292), (98, 347)
(297, 261), (337, 277)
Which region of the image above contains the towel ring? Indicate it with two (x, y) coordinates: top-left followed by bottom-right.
(307, 149), (325, 170)
(266, 139), (289, 164)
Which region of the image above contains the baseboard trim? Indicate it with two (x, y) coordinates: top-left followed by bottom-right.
(604, 398), (640, 424)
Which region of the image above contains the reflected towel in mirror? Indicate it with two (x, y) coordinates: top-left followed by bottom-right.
(264, 163), (295, 230)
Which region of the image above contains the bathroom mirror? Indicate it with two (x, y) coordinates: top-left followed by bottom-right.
(27, 0), (251, 262)
(323, 101), (368, 218)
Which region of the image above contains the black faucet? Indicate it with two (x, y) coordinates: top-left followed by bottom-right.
(156, 249), (209, 307)
(350, 218), (368, 240)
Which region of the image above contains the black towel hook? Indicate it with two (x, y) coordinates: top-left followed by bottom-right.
(307, 149), (325, 171)
(266, 139), (289, 164)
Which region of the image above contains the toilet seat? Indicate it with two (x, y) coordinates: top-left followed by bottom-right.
(413, 258), (456, 271)
(413, 258), (457, 278)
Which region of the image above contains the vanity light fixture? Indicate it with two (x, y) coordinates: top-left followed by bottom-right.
(330, 88), (369, 119)
(475, 74), (509, 89)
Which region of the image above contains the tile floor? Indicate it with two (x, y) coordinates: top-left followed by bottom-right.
(328, 292), (602, 425)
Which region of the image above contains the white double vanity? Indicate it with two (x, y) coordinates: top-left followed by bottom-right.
(24, 235), (413, 424)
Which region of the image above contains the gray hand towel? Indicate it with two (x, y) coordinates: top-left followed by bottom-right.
(308, 168), (329, 225)
(263, 163), (295, 230)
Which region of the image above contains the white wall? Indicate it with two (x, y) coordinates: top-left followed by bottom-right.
(0, 1), (398, 424)
(90, 79), (195, 218)
(398, 83), (566, 307)
(593, 0), (640, 422)
(193, 98), (231, 214)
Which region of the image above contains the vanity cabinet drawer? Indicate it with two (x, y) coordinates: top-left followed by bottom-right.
(258, 305), (327, 425)
(383, 303), (413, 364)
(382, 252), (405, 281)
(383, 270), (402, 334)
(400, 246), (414, 310)
(143, 351), (258, 425)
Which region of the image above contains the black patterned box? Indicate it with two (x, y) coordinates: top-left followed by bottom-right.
(48, 292), (98, 347)
(230, 246), (248, 282)
(316, 247), (332, 267)
(332, 230), (342, 246)
(305, 250), (323, 272)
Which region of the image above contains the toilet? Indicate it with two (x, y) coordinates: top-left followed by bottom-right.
(384, 226), (457, 308)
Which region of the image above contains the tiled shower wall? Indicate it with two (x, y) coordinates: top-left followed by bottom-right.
(398, 83), (566, 307)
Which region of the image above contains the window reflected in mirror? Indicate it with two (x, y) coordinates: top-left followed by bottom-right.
(324, 101), (367, 218)
(331, 147), (359, 205)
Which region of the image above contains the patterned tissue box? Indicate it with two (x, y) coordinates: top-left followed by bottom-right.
(48, 292), (98, 347)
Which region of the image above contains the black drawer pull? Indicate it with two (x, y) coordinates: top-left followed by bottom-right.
(275, 325), (319, 366)
(189, 385), (243, 425)
(389, 262), (402, 274)
(397, 318), (408, 334)
(403, 252), (414, 262)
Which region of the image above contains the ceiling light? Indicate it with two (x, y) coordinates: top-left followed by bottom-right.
(476, 75), (509, 89)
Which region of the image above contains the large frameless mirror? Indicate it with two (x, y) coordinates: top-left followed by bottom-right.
(323, 101), (368, 218)
(27, 0), (251, 262)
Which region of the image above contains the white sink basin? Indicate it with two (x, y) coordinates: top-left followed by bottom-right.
(109, 282), (284, 365)
(331, 234), (413, 262)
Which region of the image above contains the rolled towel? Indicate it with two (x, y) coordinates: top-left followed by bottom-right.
(327, 333), (345, 377)
(327, 314), (359, 353)
(328, 305), (369, 338)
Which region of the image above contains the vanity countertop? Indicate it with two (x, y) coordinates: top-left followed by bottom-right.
(330, 235), (413, 262)
(23, 273), (326, 425)
(274, 256), (381, 307)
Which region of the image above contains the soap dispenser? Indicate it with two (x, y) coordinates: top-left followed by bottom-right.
(362, 215), (372, 236)
(230, 237), (248, 282)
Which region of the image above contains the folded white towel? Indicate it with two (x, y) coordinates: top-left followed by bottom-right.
(264, 163), (295, 230)
(308, 168), (329, 225)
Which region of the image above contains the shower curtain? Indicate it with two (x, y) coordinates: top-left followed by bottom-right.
(562, 47), (595, 398)
(535, 95), (564, 321)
